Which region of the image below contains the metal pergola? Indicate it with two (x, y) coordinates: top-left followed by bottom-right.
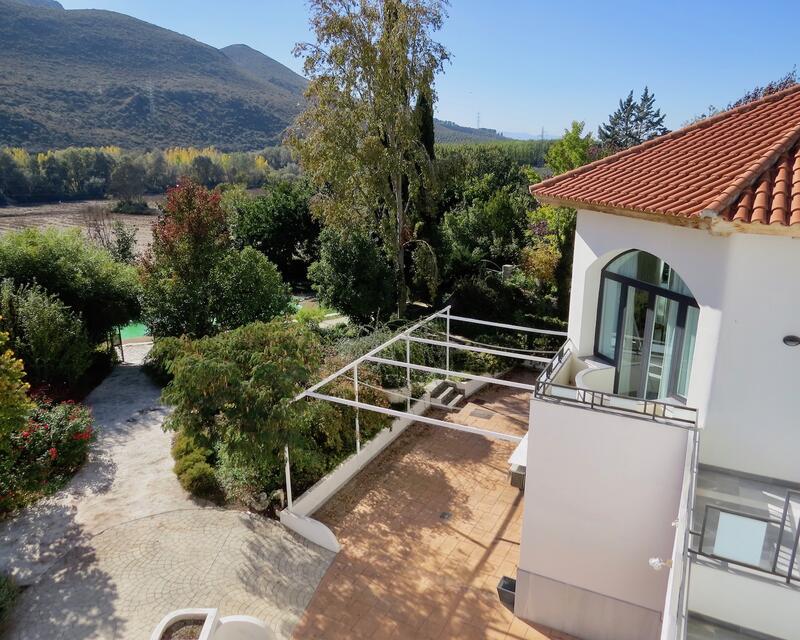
(284, 307), (567, 511)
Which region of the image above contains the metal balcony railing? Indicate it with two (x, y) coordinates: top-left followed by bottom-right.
(534, 340), (699, 428)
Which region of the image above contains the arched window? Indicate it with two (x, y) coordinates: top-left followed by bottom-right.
(595, 250), (698, 401)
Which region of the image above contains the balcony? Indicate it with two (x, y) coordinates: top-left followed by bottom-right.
(534, 340), (698, 428)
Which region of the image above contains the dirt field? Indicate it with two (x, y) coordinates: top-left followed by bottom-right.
(0, 195), (163, 254)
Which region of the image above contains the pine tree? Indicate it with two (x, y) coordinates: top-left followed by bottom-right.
(598, 87), (668, 151)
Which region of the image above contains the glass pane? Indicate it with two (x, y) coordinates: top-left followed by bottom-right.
(644, 295), (680, 399)
(616, 287), (649, 397)
(607, 250), (692, 296)
(713, 512), (768, 567)
(676, 306), (699, 398)
(597, 279), (621, 359)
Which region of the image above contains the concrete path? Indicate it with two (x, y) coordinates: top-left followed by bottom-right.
(0, 344), (333, 640)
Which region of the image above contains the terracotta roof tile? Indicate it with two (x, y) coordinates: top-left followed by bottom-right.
(531, 84), (800, 227)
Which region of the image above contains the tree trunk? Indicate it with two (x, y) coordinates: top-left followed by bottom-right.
(392, 173), (407, 317)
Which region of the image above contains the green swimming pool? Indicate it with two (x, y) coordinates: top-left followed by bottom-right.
(120, 322), (150, 340)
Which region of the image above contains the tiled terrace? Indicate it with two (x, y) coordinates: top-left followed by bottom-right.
(293, 370), (574, 640)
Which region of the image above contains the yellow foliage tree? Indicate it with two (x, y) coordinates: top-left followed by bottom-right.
(0, 322), (32, 441)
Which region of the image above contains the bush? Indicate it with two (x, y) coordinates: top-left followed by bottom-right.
(1, 398), (95, 513)
(0, 228), (140, 342)
(209, 247), (293, 331)
(177, 459), (218, 497)
(143, 336), (192, 385)
(309, 227), (396, 325)
(0, 574), (17, 626)
(0, 320), (32, 441)
(229, 178), (320, 282)
(171, 431), (218, 499)
(0, 280), (93, 387)
(140, 179), (293, 338)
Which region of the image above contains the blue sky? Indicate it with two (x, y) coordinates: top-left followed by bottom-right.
(59, 0), (800, 138)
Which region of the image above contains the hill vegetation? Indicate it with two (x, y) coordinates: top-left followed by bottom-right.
(0, 0), (507, 150)
(0, 0), (305, 150)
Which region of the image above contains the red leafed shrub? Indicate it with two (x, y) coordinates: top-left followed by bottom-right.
(1, 398), (95, 515)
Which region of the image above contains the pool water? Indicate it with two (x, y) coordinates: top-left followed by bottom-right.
(120, 322), (150, 340)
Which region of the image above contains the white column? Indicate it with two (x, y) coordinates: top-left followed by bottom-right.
(354, 363), (361, 454)
(445, 308), (451, 380)
(405, 336), (411, 411)
(284, 444), (293, 511)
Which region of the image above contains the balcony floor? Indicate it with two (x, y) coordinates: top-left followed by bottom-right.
(687, 616), (767, 640)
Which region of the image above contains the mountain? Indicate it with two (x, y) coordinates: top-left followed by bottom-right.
(221, 44), (307, 96)
(10, 0), (63, 8)
(433, 120), (507, 143)
(0, 0), (505, 150)
(0, 0), (306, 150)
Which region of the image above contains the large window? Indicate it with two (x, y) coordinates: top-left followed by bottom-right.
(594, 250), (698, 401)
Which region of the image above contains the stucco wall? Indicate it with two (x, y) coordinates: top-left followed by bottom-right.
(517, 398), (688, 638)
(568, 210), (800, 483)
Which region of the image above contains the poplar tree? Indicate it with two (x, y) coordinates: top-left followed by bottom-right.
(290, 0), (450, 317)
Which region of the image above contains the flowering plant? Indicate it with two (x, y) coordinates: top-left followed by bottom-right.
(1, 398), (95, 513)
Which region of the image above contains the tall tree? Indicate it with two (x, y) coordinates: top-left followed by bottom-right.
(545, 121), (594, 175)
(598, 86), (668, 151)
(290, 0), (450, 317)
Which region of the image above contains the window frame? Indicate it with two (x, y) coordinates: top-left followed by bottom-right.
(593, 250), (699, 402)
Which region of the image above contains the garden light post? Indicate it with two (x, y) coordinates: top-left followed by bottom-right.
(405, 336), (411, 411)
(446, 307), (451, 381)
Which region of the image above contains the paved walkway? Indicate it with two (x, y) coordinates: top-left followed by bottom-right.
(294, 371), (574, 640)
(0, 344), (333, 639)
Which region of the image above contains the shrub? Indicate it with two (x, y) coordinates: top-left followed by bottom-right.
(140, 179), (293, 338)
(0, 228), (140, 342)
(143, 336), (192, 385)
(229, 178), (320, 282)
(0, 574), (17, 626)
(208, 247), (293, 331)
(177, 459), (218, 498)
(309, 227), (396, 325)
(0, 320), (32, 442)
(0, 280), (93, 387)
(1, 398), (95, 513)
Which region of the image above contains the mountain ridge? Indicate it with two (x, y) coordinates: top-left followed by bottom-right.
(0, 0), (506, 149)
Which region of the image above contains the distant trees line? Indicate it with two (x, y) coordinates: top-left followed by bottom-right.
(0, 140), (552, 207)
(0, 146), (301, 206)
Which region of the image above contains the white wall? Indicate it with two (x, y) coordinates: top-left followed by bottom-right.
(568, 210), (800, 483)
(516, 398), (689, 638)
(700, 233), (800, 482)
(689, 560), (800, 639)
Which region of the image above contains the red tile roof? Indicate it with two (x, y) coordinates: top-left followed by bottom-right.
(530, 84), (800, 229)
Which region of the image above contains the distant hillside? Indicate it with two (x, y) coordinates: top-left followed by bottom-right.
(0, 0), (507, 151)
(222, 44), (307, 96)
(0, 0), (306, 150)
(10, 0), (63, 8)
(434, 119), (507, 143)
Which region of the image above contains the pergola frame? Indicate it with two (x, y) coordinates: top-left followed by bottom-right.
(285, 306), (567, 511)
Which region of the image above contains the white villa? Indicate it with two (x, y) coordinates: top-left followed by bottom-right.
(519, 84), (800, 639)
(282, 84), (800, 640)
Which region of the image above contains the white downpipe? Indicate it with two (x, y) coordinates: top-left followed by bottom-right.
(354, 363), (360, 454)
(284, 444), (293, 512)
(306, 390), (523, 443)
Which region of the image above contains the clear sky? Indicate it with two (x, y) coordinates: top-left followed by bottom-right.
(58, 0), (800, 138)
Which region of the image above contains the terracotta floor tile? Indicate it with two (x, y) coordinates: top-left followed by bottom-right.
(293, 371), (575, 640)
